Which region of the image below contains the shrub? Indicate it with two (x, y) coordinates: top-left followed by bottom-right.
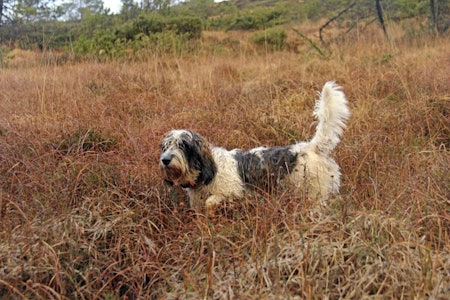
(71, 14), (202, 58)
(251, 27), (287, 51)
(227, 6), (288, 31)
(117, 14), (202, 41)
(166, 16), (203, 39)
(133, 31), (198, 55)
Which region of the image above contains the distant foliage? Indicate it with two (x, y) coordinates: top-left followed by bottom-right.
(71, 30), (121, 59)
(385, 0), (429, 20)
(0, 20), (76, 50)
(0, 0), (447, 61)
(223, 6), (288, 31)
(167, 16), (203, 39)
(69, 14), (202, 59)
(251, 27), (287, 50)
(117, 15), (165, 40)
(116, 15), (202, 40)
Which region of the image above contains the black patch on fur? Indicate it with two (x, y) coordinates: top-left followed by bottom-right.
(233, 146), (298, 190)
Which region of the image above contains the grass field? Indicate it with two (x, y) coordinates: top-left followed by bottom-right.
(0, 26), (449, 299)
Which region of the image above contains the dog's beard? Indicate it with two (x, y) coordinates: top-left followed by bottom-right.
(163, 165), (183, 182)
(160, 149), (199, 186)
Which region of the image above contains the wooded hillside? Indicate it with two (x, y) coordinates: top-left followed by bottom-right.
(1, 0), (448, 62)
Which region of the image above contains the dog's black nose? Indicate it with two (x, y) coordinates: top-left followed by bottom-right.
(161, 156), (172, 166)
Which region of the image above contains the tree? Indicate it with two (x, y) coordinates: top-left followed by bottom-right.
(375, 0), (388, 39)
(430, 0), (450, 34)
(45, 0), (107, 21)
(0, 0), (3, 25)
(1, 0), (19, 25)
(317, 0), (391, 43)
(184, 0), (215, 19)
(0, 0), (73, 25)
(121, 0), (140, 20)
(82, 0), (105, 14)
(78, 0), (106, 20)
(141, 0), (172, 12)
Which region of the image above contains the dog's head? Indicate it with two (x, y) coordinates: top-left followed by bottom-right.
(160, 130), (217, 188)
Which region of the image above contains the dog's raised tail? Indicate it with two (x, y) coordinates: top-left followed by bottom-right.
(310, 81), (350, 155)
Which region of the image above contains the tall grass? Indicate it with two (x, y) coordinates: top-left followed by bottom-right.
(0, 26), (449, 298)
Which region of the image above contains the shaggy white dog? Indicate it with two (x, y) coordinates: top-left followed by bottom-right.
(160, 82), (350, 214)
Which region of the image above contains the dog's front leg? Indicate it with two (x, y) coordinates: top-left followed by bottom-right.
(205, 195), (224, 216)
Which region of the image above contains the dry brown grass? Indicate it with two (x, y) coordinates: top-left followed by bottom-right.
(0, 27), (449, 299)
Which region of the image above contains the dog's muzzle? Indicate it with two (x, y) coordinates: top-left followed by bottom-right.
(160, 153), (173, 166)
(160, 151), (183, 181)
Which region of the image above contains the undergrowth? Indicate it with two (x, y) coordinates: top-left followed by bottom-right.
(0, 27), (449, 299)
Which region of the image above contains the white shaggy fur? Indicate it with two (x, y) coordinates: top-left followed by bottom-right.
(159, 81), (350, 214)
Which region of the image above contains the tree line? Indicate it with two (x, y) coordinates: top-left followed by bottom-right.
(0, 0), (448, 58)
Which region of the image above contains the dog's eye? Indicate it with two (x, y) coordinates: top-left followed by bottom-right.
(181, 140), (190, 150)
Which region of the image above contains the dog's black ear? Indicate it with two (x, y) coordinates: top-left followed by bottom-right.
(200, 149), (217, 185)
(190, 131), (217, 185)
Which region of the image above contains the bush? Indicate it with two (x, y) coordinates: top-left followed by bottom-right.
(166, 16), (203, 39)
(70, 14), (202, 59)
(226, 6), (288, 31)
(132, 31), (198, 55)
(117, 14), (202, 41)
(70, 29), (123, 59)
(251, 27), (287, 51)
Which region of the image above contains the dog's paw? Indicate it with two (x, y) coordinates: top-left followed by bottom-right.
(205, 195), (223, 217)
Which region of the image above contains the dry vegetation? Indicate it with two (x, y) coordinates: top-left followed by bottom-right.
(0, 26), (449, 299)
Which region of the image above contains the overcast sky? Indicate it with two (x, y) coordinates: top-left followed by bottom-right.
(104, 0), (122, 13)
